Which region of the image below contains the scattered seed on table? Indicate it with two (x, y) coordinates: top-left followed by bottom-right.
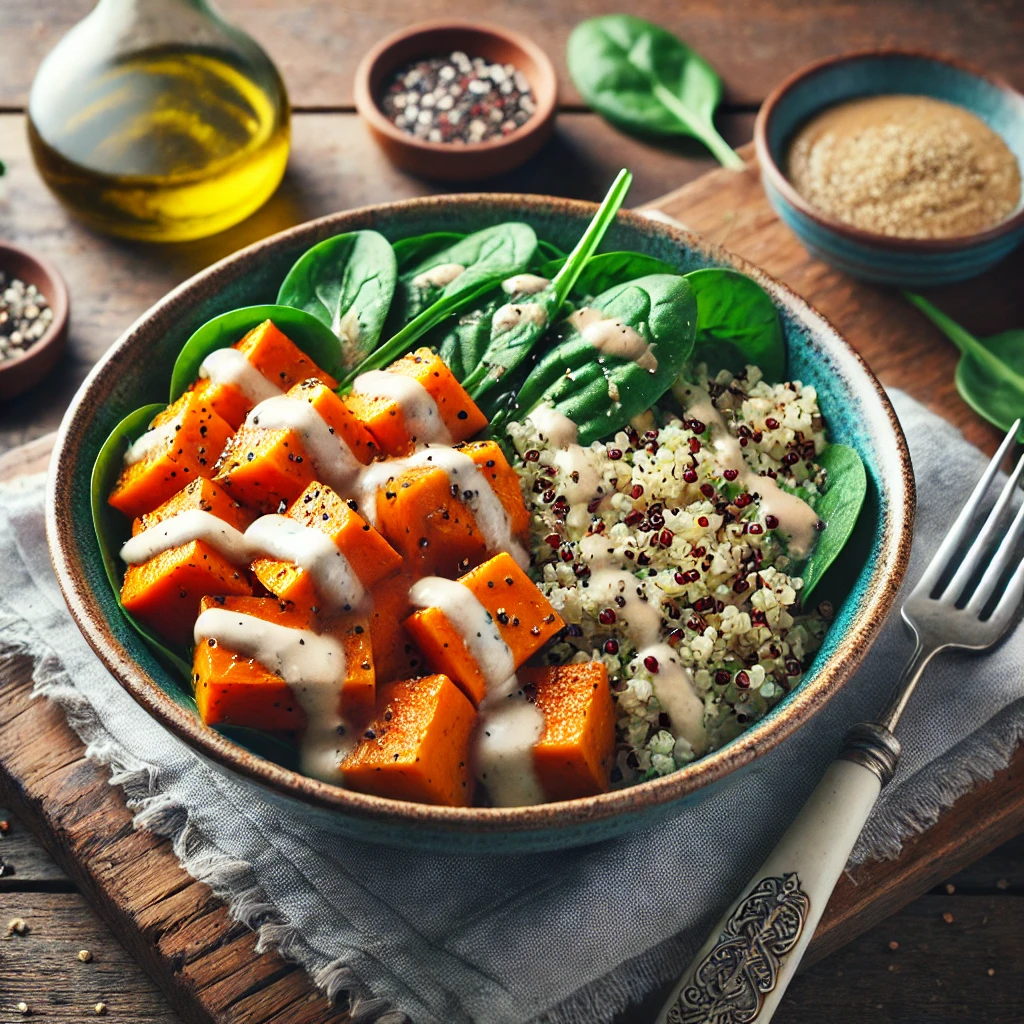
(996, 878), (1009, 890)
(987, 967), (996, 977)
(888, 940), (899, 951)
(0, 272), (53, 363)
(16, 1002), (29, 1015)
(942, 911), (955, 924)
(380, 52), (535, 144)
(0, 819), (10, 835)
(0, 858), (15, 877)
(945, 883), (955, 894)
(78, 949), (93, 963)
(7, 917), (28, 935)
(94, 1002), (107, 1016)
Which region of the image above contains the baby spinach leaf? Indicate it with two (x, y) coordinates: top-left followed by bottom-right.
(169, 305), (345, 403)
(536, 239), (568, 263)
(905, 293), (1024, 434)
(799, 443), (867, 602)
(90, 404), (193, 680)
(685, 268), (785, 383)
(567, 15), (744, 170)
(277, 231), (397, 371)
(460, 169), (634, 400)
(540, 251), (678, 299)
(430, 288), (505, 382)
(391, 231), (465, 271)
(507, 272), (697, 444)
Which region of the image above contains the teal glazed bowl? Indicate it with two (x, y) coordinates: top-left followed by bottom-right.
(755, 51), (1024, 286)
(47, 195), (914, 853)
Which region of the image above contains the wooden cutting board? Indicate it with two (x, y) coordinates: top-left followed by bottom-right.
(2, 150), (1023, 1024)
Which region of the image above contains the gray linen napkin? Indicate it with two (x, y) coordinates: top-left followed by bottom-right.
(1, 390), (1023, 1024)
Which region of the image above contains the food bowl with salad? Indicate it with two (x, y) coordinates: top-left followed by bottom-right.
(48, 171), (914, 852)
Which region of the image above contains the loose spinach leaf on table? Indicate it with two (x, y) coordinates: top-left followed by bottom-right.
(277, 231), (397, 372)
(905, 293), (1024, 434)
(169, 304), (345, 402)
(459, 169), (634, 401)
(799, 442), (867, 603)
(502, 272), (697, 444)
(540, 251), (678, 299)
(91, 404), (193, 680)
(685, 268), (786, 383)
(391, 231), (465, 271)
(567, 15), (744, 170)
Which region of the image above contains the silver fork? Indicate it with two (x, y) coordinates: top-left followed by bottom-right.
(655, 420), (1024, 1024)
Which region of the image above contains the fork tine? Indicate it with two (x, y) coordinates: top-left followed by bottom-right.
(989, 550), (1024, 630)
(917, 420), (1021, 596)
(967, 496), (1024, 614)
(942, 450), (1024, 602)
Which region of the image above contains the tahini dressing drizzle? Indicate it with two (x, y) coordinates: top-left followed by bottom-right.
(501, 274), (550, 295)
(412, 263), (465, 289)
(198, 348), (283, 405)
(568, 307), (658, 372)
(492, 302), (548, 336)
(120, 510), (251, 566)
(475, 690), (546, 806)
(352, 370), (452, 446)
(123, 413), (184, 467)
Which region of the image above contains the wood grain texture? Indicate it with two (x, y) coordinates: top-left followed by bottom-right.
(3, 0), (1022, 110)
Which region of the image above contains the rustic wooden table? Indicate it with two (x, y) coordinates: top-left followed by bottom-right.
(1, 2), (1023, 1022)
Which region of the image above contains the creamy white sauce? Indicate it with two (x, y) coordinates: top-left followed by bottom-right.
(568, 307), (658, 372)
(492, 302), (548, 336)
(120, 509), (251, 566)
(408, 576), (515, 691)
(552, 445), (609, 532)
(676, 385), (822, 559)
(636, 643), (707, 754)
(412, 262), (465, 289)
(198, 347), (284, 405)
(352, 369), (453, 447)
(526, 405), (579, 448)
(194, 608), (352, 782)
(246, 395), (362, 492)
(351, 445), (527, 567)
(588, 567), (664, 647)
(475, 692), (546, 806)
(123, 413), (184, 467)
(501, 273), (550, 296)
(244, 515), (365, 612)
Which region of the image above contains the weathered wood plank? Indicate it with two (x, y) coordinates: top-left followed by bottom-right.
(0, 809), (70, 889)
(3, 0), (1022, 110)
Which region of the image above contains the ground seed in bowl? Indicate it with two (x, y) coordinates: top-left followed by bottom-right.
(785, 94), (1022, 239)
(0, 272), (53, 362)
(380, 52), (536, 144)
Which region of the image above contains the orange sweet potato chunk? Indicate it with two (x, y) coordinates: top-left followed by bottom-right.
(288, 378), (378, 465)
(373, 465), (488, 578)
(108, 393), (234, 520)
(214, 425), (316, 513)
(520, 662), (616, 801)
(120, 479), (254, 648)
(403, 553), (564, 706)
(341, 674), (476, 807)
(251, 481), (401, 616)
(368, 569), (427, 683)
(459, 440), (531, 541)
(193, 596), (374, 729)
(190, 320), (338, 428)
(346, 348), (487, 456)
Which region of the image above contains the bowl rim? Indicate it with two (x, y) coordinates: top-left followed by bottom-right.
(353, 18), (558, 156)
(0, 241), (69, 378)
(754, 48), (1024, 253)
(46, 193), (915, 836)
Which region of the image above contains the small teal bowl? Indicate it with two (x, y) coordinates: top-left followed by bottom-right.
(755, 50), (1024, 287)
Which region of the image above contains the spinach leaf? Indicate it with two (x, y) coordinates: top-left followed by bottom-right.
(460, 169), (634, 400)
(905, 293), (1024, 434)
(91, 403), (193, 680)
(540, 251), (678, 299)
(430, 288), (505, 382)
(685, 268), (785, 383)
(277, 230), (397, 371)
(800, 443), (867, 603)
(567, 15), (743, 170)
(536, 239), (568, 263)
(169, 305), (345, 402)
(505, 272), (698, 444)
(391, 231), (465, 272)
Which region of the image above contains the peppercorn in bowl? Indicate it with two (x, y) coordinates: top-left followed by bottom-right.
(47, 187), (913, 852)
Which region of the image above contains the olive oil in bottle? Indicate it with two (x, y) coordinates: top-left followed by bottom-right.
(28, 0), (290, 242)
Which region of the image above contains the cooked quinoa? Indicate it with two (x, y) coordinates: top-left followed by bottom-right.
(508, 366), (833, 785)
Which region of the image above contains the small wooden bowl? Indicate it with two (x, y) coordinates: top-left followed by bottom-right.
(354, 20), (557, 182)
(0, 242), (69, 401)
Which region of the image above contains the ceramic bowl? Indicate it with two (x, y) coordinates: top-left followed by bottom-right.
(0, 242), (69, 400)
(755, 50), (1024, 286)
(354, 20), (557, 182)
(47, 195), (914, 853)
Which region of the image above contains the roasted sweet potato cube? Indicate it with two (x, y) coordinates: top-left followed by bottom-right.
(373, 465), (488, 578)
(214, 425), (316, 513)
(347, 347), (487, 456)
(404, 553), (564, 705)
(193, 596), (374, 728)
(459, 440), (531, 541)
(251, 481), (401, 616)
(190, 320), (338, 428)
(108, 392), (234, 520)
(368, 570), (427, 684)
(341, 674), (476, 806)
(287, 378), (378, 465)
(520, 662), (616, 801)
